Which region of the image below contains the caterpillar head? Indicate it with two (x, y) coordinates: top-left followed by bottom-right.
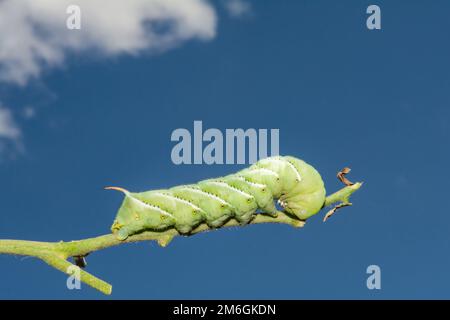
(279, 189), (326, 220)
(278, 156), (327, 220)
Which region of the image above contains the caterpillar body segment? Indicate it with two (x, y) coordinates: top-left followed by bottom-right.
(279, 156), (327, 219)
(239, 167), (283, 198)
(198, 180), (257, 223)
(110, 193), (176, 240)
(220, 175), (277, 217)
(110, 156), (327, 240)
(136, 190), (206, 234)
(171, 186), (235, 228)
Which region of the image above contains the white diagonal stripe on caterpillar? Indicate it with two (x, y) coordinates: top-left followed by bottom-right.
(267, 158), (302, 182)
(207, 181), (254, 199)
(235, 176), (267, 189)
(153, 192), (206, 213)
(130, 197), (174, 218)
(247, 167), (280, 178)
(179, 186), (233, 207)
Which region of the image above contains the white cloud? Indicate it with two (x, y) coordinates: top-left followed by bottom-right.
(0, 0), (217, 85)
(224, 0), (251, 18)
(0, 107), (21, 141)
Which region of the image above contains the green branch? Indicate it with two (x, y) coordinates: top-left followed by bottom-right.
(324, 182), (362, 207)
(0, 183), (362, 295)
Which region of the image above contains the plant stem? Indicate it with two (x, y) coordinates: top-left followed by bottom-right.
(0, 183), (362, 295)
(324, 182), (363, 207)
(0, 211), (303, 295)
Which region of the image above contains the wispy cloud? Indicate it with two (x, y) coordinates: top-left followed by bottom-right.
(0, 0), (218, 159)
(0, 106), (21, 140)
(223, 0), (252, 18)
(0, 0), (217, 85)
(0, 105), (22, 159)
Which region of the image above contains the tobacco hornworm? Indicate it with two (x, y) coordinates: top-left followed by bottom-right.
(108, 156), (326, 241)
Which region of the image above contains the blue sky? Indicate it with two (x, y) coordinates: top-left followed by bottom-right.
(1, 0), (450, 299)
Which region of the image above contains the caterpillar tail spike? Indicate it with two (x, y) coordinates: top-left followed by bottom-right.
(108, 155), (363, 240)
(104, 186), (130, 194)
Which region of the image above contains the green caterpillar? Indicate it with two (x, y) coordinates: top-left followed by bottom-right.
(108, 155), (327, 241)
